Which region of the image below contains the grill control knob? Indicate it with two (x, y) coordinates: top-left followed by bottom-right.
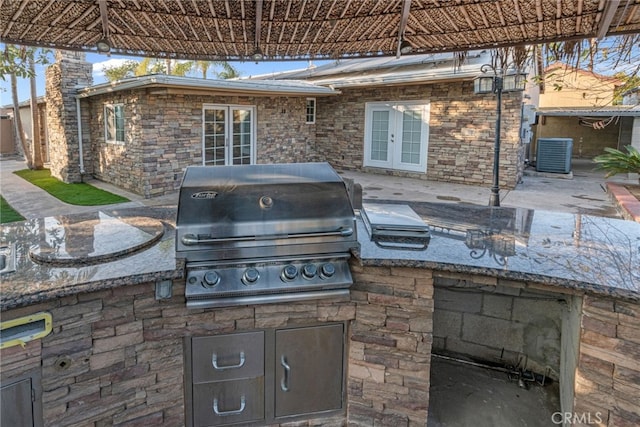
(281, 264), (298, 281)
(242, 268), (260, 285)
(320, 263), (336, 278)
(203, 271), (220, 287)
(302, 264), (317, 279)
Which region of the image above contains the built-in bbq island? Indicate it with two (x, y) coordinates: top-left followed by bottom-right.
(1, 200), (639, 426)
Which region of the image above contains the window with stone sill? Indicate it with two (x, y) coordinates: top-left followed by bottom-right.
(306, 98), (316, 124)
(104, 104), (125, 144)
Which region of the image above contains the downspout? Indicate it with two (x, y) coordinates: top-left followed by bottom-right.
(75, 96), (85, 179)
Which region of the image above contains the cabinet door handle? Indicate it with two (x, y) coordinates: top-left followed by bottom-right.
(213, 395), (246, 416)
(280, 355), (291, 392)
(212, 351), (245, 370)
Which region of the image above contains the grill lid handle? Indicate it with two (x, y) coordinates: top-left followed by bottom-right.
(181, 227), (354, 246)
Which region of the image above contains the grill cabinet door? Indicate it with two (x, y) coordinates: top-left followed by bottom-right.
(1, 378), (34, 427)
(274, 324), (344, 418)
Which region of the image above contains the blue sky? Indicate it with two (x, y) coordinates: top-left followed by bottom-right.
(2, 37), (638, 105)
(0, 51), (328, 104)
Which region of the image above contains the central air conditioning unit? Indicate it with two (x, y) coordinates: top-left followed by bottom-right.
(536, 138), (573, 173)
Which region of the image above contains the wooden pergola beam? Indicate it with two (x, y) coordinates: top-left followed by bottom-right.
(396, 0), (412, 58)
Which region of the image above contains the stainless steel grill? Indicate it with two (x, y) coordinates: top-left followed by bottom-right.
(176, 163), (358, 308)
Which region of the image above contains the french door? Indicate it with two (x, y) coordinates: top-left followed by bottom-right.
(363, 101), (430, 173)
(202, 104), (256, 165)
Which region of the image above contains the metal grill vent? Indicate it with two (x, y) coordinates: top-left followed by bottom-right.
(536, 138), (573, 173)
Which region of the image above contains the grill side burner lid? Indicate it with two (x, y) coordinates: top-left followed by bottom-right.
(362, 203), (430, 251)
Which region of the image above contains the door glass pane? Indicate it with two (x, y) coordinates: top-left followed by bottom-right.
(231, 109), (252, 165)
(401, 110), (422, 165)
(203, 108), (226, 165)
(371, 111), (389, 161)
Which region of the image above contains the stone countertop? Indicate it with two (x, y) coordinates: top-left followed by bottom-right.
(356, 201), (640, 301)
(0, 207), (183, 311)
(2, 201), (639, 311)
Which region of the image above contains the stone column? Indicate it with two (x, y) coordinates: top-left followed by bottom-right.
(45, 50), (92, 182)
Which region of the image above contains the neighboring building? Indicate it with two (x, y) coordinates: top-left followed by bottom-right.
(0, 98), (47, 159)
(533, 63), (639, 160)
(41, 50), (535, 198)
(0, 109), (14, 155)
(251, 51), (536, 190)
(539, 63), (622, 108)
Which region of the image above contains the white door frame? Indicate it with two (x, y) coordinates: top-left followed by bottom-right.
(202, 104), (256, 165)
(363, 100), (430, 173)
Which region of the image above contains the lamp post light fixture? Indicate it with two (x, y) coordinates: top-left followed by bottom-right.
(474, 64), (527, 207)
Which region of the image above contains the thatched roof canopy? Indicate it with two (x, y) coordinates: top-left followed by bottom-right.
(2, 0), (639, 61)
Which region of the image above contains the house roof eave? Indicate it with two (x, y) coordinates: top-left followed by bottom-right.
(76, 75), (339, 98)
(536, 106), (640, 117)
(307, 70), (479, 89)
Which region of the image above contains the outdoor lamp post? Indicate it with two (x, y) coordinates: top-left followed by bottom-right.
(474, 65), (527, 207)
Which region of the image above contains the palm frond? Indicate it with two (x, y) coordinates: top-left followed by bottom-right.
(593, 145), (640, 178)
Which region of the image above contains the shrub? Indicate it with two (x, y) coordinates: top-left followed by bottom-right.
(593, 145), (640, 180)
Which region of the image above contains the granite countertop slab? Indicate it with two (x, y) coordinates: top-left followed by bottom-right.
(2, 201), (639, 311)
(0, 207), (183, 311)
(356, 201), (640, 301)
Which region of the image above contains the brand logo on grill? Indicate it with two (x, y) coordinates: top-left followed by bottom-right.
(191, 191), (218, 199)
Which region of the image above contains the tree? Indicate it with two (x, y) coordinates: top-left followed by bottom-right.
(613, 71), (640, 105)
(194, 60), (240, 79)
(172, 60), (193, 76)
(102, 57), (240, 82)
(0, 45), (50, 168)
(102, 60), (138, 81)
(537, 34), (640, 105)
(214, 62), (240, 79)
(29, 57), (43, 169)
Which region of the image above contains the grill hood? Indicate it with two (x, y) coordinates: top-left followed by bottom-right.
(176, 163), (358, 262)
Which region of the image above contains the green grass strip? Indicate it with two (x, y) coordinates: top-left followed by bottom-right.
(13, 169), (130, 206)
(1, 195), (26, 224)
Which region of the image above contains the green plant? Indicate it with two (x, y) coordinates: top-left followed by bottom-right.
(13, 169), (130, 206)
(0, 195), (25, 223)
(593, 145), (640, 181)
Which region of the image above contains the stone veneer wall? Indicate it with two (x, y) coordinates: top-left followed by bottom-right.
(3, 268), (637, 426)
(575, 295), (640, 426)
(45, 51), (93, 183)
(0, 264), (434, 426)
(348, 264), (435, 425)
(85, 92), (317, 198)
(316, 81), (525, 189)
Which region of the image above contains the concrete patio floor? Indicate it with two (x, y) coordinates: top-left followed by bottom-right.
(339, 158), (638, 220)
(2, 157), (637, 221)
